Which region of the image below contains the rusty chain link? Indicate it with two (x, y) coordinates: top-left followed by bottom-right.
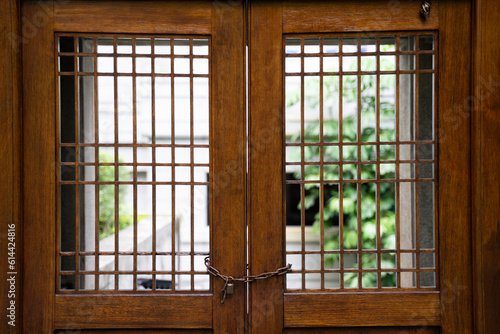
(204, 256), (292, 303)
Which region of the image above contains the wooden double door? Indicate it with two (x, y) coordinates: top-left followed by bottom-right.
(22, 0), (472, 333)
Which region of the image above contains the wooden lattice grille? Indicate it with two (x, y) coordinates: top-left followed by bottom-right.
(57, 34), (211, 293)
(284, 33), (438, 291)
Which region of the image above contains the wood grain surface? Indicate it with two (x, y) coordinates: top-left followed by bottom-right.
(248, 1), (284, 333)
(22, 1), (56, 332)
(5, 0), (499, 332)
(0, 0), (22, 333)
(54, 1), (212, 35)
(211, 1), (247, 333)
(284, 292), (440, 327)
(438, 1), (473, 333)
(283, 0), (439, 33)
(55, 295), (212, 329)
(472, 0), (500, 333)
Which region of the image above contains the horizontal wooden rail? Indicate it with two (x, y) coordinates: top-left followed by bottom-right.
(54, 1), (212, 34)
(55, 294), (212, 329)
(284, 292), (440, 327)
(283, 0), (439, 33)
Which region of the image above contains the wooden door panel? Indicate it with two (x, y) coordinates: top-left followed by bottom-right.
(22, 1), (245, 332)
(249, 0), (472, 333)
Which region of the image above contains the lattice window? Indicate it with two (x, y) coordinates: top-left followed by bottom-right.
(284, 33), (437, 291)
(57, 34), (211, 293)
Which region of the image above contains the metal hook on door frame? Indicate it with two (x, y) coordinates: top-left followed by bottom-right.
(421, 1), (432, 19)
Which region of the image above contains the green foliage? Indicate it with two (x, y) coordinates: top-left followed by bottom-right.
(287, 67), (397, 288)
(98, 152), (133, 239)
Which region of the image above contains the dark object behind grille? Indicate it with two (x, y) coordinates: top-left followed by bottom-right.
(137, 278), (172, 290)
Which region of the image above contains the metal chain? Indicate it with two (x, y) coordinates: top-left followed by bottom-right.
(204, 256), (292, 303)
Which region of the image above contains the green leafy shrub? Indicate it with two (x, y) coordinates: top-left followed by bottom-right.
(286, 58), (397, 287)
(98, 152), (133, 239)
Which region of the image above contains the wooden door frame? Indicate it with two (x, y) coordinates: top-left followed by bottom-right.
(0, 0), (499, 333)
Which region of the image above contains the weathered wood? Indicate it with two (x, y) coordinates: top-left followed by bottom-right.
(438, 1), (474, 333)
(472, 0), (500, 333)
(284, 293), (441, 327)
(54, 1), (211, 35)
(0, 0), (22, 333)
(55, 295), (212, 329)
(283, 0), (439, 33)
(248, 1), (284, 333)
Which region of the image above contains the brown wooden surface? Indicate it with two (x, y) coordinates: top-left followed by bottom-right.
(211, 1), (247, 333)
(438, 1), (473, 333)
(55, 295), (212, 329)
(21, 0), (56, 333)
(53, 1), (212, 35)
(20, 0), (247, 331)
(250, 0), (449, 331)
(473, 0), (500, 333)
(284, 293), (440, 327)
(284, 328), (440, 334)
(248, 1), (284, 333)
(0, 0), (22, 333)
(55, 331), (212, 334)
(6, 0), (498, 332)
(283, 0), (439, 33)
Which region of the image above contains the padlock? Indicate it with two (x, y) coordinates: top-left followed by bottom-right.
(226, 282), (234, 295)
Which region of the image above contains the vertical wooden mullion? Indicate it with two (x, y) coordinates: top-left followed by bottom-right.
(189, 38), (195, 291)
(356, 36), (362, 289)
(395, 35), (401, 288)
(94, 36), (100, 291)
(170, 38), (176, 292)
(414, 35), (420, 288)
(132, 36), (138, 291)
(55, 36), (61, 293)
(338, 36), (344, 289)
(375, 35), (382, 289)
(432, 33), (439, 291)
(300, 37), (306, 290)
(207, 35), (212, 296)
(282, 35), (288, 293)
(319, 37), (325, 290)
(74, 37), (81, 291)
(151, 38), (157, 291)
(113, 37), (119, 291)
